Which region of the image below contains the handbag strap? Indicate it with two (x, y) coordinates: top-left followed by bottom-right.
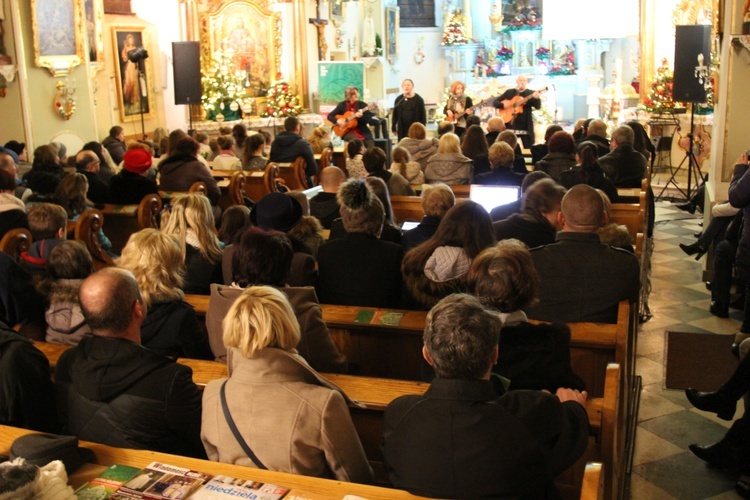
(220, 380), (267, 470)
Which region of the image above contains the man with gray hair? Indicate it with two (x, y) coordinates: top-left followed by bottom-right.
(383, 293), (589, 498)
(528, 184), (640, 323)
(75, 150), (109, 204)
(54, 268), (205, 458)
(599, 124), (648, 188)
(584, 118), (611, 158)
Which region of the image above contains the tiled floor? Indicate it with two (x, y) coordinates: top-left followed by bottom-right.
(627, 201), (745, 499)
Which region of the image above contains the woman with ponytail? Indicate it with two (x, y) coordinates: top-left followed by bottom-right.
(559, 141), (619, 203)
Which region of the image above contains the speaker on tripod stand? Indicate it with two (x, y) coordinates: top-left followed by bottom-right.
(658, 25), (711, 202)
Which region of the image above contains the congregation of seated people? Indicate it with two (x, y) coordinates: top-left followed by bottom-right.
(0, 113), (647, 496)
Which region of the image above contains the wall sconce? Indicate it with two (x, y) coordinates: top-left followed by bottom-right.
(53, 77), (77, 120)
(694, 52), (711, 90)
(0, 64), (17, 82)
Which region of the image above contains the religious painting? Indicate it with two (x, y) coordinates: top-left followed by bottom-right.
(397, 0), (435, 28)
(386, 7), (399, 61)
(112, 26), (154, 122)
(501, 0), (542, 26)
(330, 0), (344, 22)
(84, 0), (104, 65)
(31, 0), (84, 76)
(200, 0), (281, 98)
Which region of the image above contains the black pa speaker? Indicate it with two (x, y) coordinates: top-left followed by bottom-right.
(673, 25), (711, 103)
(172, 42), (202, 105)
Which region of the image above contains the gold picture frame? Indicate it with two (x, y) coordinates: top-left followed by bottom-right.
(386, 7), (400, 62)
(31, 0), (84, 76)
(199, 0), (282, 99)
(84, 0), (105, 74)
(111, 26), (155, 122)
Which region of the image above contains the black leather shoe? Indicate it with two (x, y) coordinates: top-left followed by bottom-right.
(677, 202), (697, 214)
(733, 343), (741, 358)
(694, 231), (703, 238)
(689, 442), (743, 471)
(685, 388), (736, 420)
(706, 281), (713, 291)
(737, 478), (750, 499)
(731, 296), (746, 310)
(710, 302), (729, 318)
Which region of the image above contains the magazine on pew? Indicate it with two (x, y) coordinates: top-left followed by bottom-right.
(190, 474), (289, 499)
(109, 461), (211, 499)
(75, 464), (142, 499)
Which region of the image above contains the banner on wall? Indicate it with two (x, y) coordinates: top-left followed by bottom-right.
(317, 61), (365, 118)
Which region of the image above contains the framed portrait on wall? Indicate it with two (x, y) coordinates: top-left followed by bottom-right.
(330, 0), (344, 22)
(396, 0), (435, 28)
(200, 0), (281, 99)
(112, 27), (154, 122)
(84, 0), (104, 67)
(31, 0), (84, 76)
(386, 7), (400, 61)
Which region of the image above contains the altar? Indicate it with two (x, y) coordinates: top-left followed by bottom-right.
(193, 113), (325, 138)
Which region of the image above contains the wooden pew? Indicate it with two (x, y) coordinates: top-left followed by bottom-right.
(273, 157), (308, 190)
(97, 194), (162, 254)
(242, 163), (279, 202)
(218, 171), (246, 210)
(73, 209), (115, 270)
(610, 192), (646, 241)
(0, 425), (427, 500)
(31, 342), (611, 500)
(0, 227), (31, 261)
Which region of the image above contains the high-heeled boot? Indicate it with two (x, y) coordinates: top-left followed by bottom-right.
(685, 388), (737, 420)
(679, 242), (706, 260)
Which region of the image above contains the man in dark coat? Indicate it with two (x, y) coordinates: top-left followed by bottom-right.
(474, 142), (524, 187)
(310, 166), (344, 229)
(327, 86), (383, 149)
(493, 74), (541, 149)
(528, 184), (640, 323)
(75, 150), (109, 204)
(101, 126), (126, 165)
(581, 119), (611, 158)
(55, 268), (205, 458)
(0, 321), (58, 432)
(382, 294), (589, 499)
(268, 116), (317, 187)
(599, 124), (648, 188)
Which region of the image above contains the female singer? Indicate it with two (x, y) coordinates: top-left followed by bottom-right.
(392, 79), (426, 142)
(443, 81), (473, 139)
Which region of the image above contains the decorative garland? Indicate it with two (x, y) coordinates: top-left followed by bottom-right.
(53, 81), (76, 120)
(413, 50), (425, 65)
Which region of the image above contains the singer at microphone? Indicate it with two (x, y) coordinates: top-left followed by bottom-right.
(392, 79), (426, 142)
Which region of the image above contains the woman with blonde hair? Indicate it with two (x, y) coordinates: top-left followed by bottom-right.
(307, 126), (332, 154)
(396, 122), (438, 172)
(201, 286), (372, 483)
(389, 146), (424, 185)
(118, 228), (213, 359)
(424, 133), (474, 185)
(161, 193), (223, 294)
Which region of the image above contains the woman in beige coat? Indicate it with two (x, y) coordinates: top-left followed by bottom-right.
(201, 286), (373, 483)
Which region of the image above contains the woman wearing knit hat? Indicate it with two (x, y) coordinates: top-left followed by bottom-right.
(106, 148), (159, 205)
(316, 179), (404, 308)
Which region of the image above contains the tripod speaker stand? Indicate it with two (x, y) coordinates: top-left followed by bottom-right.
(656, 105), (706, 202)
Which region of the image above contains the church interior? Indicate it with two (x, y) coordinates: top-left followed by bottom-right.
(3, 0), (750, 498)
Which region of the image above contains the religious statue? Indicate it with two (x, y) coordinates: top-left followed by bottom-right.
(361, 8), (377, 57)
(489, 5), (504, 31)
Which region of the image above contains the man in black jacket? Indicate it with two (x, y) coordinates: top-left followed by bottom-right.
(493, 74), (541, 148)
(310, 166), (344, 229)
(599, 124), (648, 188)
(327, 86), (383, 149)
(382, 294), (589, 499)
(269, 116), (317, 187)
(75, 150), (110, 204)
(55, 268), (205, 458)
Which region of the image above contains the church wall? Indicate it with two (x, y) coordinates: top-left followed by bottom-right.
(1, 0), (24, 145)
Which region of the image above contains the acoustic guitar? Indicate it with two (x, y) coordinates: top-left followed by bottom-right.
(497, 87), (548, 124)
(332, 102), (378, 137)
(445, 97), (492, 123)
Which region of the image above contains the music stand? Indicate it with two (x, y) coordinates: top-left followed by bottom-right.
(656, 104), (705, 202)
(128, 47), (149, 140)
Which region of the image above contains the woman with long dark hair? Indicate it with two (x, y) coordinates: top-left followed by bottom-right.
(559, 141), (618, 203)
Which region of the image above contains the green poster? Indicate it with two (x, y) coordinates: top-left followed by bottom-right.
(318, 62), (365, 106)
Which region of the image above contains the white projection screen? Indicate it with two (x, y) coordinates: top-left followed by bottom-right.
(542, 0), (639, 40)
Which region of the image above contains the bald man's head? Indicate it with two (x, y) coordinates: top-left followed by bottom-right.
(487, 117), (505, 134)
(80, 268), (143, 337)
(76, 150), (100, 173)
(0, 153), (17, 177)
(560, 184), (606, 232)
(320, 166), (345, 192)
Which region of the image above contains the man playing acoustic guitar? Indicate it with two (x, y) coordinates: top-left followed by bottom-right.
(493, 74), (541, 149)
(327, 86), (383, 149)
